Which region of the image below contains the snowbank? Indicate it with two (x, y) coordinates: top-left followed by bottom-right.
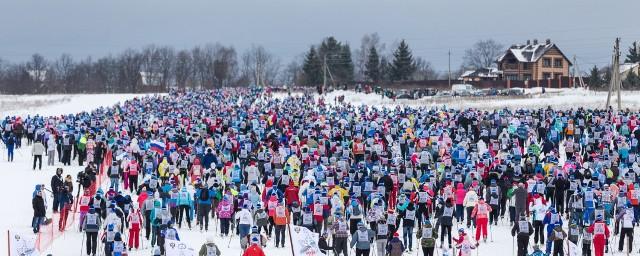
(295, 88), (640, 110)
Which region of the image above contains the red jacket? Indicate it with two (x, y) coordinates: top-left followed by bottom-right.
(242, 244), (265, 256)
(284, 185), (300, 206)
(587, 221), (610, 241)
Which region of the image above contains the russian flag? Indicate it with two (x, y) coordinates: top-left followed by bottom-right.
(150, 140), (166, 154)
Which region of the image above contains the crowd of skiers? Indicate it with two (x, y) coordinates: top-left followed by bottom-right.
(7, 86), (640, 256)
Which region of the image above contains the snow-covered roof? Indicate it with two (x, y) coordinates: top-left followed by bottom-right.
(140, 71), (163, 86)
(27, 70), (47, 82)
(497, 40), (570, 65)
(620, 63), (639, 74)
(460, 67), (501, 79)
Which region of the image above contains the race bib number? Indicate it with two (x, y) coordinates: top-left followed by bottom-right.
(594, 223), (605, 235)
(422, 228), (432, 238)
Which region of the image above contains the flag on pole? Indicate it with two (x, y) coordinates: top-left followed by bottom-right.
(9, 231), (39, 256)
(165, 239), (195, 256)
(150, 140), (166, 154)
(289, 225), (326, 256)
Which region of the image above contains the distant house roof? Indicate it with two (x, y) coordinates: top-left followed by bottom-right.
(140, 72), (163, 86)
(497, 39), (572, 65)
(27, 70), (47, 82)
(460, 67), (502, 79)
(620, 63), (639, 74)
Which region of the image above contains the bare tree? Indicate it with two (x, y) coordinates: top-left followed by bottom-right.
(354, 33), (385, 81)
(462, 39), (504, 69)
(174, 50), (193, 89)
(118, 49), (142, 92)
(213, 45), (238, 88)
(157, 46), (176, 90)
(242, 45), (280, 87)
(26, 54), (48, 92)
(413, 57), (438, 80)
(53, 54), (74, 93)
(94, 56), (120, 93)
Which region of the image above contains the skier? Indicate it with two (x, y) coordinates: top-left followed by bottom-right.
(511, 214), (534, 256)
(350, 222), (375, 256)
(386, 232), (405, 256)
(242, 236), (266, 256)
(615, 204), (634, 253)
(82, 206), (102, 256)
(453, 228), (478, 256)
(127, 207), (143, 250)
(471, 197), (491, 242)
(417, 219), (438, 256)
(198, 235), (222, 256)
(587, 215), (610, 256)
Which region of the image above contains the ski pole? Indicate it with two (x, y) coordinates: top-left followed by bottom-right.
(80, 232), (86, 255)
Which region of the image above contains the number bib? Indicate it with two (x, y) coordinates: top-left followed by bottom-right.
(378, 224), (388, 235)
(518, 221), (529, 233)
(422, 228), (433, 239)
(594, 223), (605, 235)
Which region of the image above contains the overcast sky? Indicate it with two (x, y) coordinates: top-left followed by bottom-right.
(1, 0), (639, 72)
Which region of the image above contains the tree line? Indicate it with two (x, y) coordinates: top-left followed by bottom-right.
(1, 35), (638, 94)
(588, 42), (640, 90)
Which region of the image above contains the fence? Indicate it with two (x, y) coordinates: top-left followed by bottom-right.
(8, 150), (113, 255)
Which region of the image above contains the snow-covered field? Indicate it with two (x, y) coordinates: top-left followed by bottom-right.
(0, 93), (160, 117)
(1, 91), (637, 256)
(303, 87), (640, 110)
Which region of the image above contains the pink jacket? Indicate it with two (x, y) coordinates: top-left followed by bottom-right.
(217, 200), (234, 219)
(471, 201), (492, 219)
(455, 183), (466, 205)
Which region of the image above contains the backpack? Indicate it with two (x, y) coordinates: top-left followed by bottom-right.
(199, 188), (210, 201)
(352, 205), (361, 216)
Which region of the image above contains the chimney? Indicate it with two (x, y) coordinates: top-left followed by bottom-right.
(526, 40), (531, 45)
(533, 39), (538, 45)
(546, 39), (551, 44)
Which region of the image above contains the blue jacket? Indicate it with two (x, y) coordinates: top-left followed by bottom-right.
(195, 188), (214, 205)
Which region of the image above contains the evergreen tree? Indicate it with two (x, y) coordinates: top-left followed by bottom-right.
(390, 40), (416, 81)
(365, 46), (380, 82)
(588, 65), (601, 88)
(302, 46), (322, 86)
(338, 44), (354, 82)
(602, 67), (612, 87)
(626, 42), (640, 63)
(318, 36), (354, 84)
(624, 71), (640, 89)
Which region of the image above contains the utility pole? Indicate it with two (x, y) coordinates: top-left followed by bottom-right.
(606, 37), (621, 110)
(572, 55), (585, 88)
(448, 50), (451, 87)
(322, 54), (327, 95)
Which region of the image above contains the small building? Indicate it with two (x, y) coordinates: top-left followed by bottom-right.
(497, 39), (572, 81)
(459, 67), (502, 82)
(138, 71), (165, 92)
(620, 63), (639, 80)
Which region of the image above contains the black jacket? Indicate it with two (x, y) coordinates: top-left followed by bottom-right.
(51, 174), (64, 194)
(33, 195), (46, 217)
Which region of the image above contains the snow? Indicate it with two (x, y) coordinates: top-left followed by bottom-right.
(307, 88), (640, 110)
(0, 91), (633, 256)
(0, 93), (160, 117)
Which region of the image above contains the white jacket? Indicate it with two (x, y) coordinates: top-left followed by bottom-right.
(463, 191), (478, 208)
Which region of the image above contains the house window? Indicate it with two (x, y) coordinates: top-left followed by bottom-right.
(523, 74), (532, 81)
(555, 73), (563, 79)
(543, 72), (552, 79)
(505, 74), (518, 81)
(522, 63), (529, 69)
(554, 59), (563, 68)
(543, 58), (552, 67)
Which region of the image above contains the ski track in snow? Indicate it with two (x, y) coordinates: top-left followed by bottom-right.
(1, 91), (636, 256)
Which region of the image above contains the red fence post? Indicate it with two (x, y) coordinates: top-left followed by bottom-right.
(7, 230), (10, 256)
